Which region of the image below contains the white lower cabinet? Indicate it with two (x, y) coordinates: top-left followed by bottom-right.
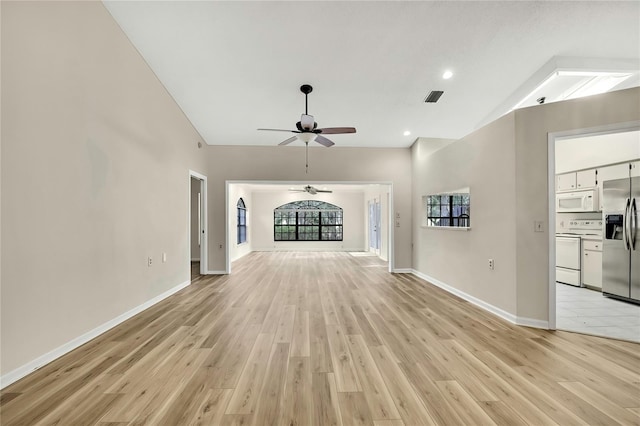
(582, 239), (602, 289)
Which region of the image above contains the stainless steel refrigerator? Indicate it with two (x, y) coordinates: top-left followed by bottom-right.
(603, 177), (639, 302)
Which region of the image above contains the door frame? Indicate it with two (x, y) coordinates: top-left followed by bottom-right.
(547, 121), (640, 330)
(189, 170), (208, 275)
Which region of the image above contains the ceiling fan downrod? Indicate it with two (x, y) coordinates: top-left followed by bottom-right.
(300, 84), (312, 116)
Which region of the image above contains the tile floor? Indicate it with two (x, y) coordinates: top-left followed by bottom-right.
(556, 282), (640, 342)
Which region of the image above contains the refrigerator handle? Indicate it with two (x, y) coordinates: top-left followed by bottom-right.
(624, 198), (630, 250)
(632, 198), (637, 250)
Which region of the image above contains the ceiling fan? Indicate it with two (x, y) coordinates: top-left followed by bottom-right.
(289, 185), (333, 195)
(258, 84), (356, 148)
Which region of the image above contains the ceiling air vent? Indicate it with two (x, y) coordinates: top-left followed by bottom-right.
(424, 90), (444, 103)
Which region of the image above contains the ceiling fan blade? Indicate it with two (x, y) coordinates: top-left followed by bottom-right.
(316, 127), (356, 134)
(279, 136), (298, 146)
(258, 128), (300, 133)
(316, 190), (333, 193)
(314, 135), (335, 147)
(288, 189), (306, 192)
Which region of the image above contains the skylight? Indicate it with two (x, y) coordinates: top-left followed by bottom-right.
(512, 70), (633, 110)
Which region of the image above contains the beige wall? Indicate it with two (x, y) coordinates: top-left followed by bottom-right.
(204, 146), (413, 271)
(412, 123), (518, 315)
(1, 2), (206, 376)
(514, 88), (640, 322)
(251, 190), (365, 252)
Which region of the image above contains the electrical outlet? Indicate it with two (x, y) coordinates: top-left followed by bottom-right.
(219, 244), (223, 249)
(148, 256), (153, 267)
(395, 212), (400, 219)
(488, 259), (494, 270)
(395, 220), (400, 227)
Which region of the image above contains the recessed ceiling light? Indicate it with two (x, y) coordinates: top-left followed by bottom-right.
(442, 70), (453, 80)
(403, 130), (411, 136)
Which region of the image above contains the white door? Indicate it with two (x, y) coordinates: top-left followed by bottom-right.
(369, 200), (381, 254)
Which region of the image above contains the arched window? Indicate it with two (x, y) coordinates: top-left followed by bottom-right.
(274, 200), (343, 241)
(237, 198), (247, 244)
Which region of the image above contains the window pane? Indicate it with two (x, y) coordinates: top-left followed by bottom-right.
(425, 192), (470, 228)
(298, 211), (319, 225)
(298, 226), (319, 240)
(274, 201), (343, 241)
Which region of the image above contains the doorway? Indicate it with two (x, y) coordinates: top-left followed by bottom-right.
(189, 171), (208, 277)
(369, 199), (381, 255)
(548, 122), (640, 342)
(225, 181), (394, 274)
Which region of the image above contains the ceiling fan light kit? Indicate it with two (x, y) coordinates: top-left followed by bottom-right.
(258, 84), (357, 173)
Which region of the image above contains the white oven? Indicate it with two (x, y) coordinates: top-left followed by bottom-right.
(556, 189), (598, 213)
(556, 235), (581, 286)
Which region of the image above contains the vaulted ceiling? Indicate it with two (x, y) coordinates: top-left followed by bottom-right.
(103, 1), (640, 148)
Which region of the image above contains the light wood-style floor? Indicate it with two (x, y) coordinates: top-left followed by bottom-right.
(1, 252), (639, 425)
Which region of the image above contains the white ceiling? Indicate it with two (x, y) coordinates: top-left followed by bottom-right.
(103, 1), (640, 148)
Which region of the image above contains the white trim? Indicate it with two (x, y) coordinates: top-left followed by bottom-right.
(410, 269), (548, 329)
(388, 184), (394, 273)
(0, 279), (191, 390)
(547, 121), (640, 330)
(515, 316), (550, 329)
(190, 258), (201, 262)
(547, 132), (557, 330)
(225, 182), (230, 274)
(189, 171), (208, 275)
(207, 270), (228, 275)
(392, 268), (412, 273)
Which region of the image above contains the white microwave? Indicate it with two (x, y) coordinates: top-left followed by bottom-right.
(556, 189), (599, 213)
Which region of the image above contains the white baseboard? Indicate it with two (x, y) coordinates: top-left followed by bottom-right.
(0, 279), (191, 390)
(515, 316), (549, 329)
(392, 268), (412, 273)
(253, 248), (365, 252)
(410, 269), (549, 329)
(207, 270), (228, 275)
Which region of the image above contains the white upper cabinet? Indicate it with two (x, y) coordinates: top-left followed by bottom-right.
(597, 162), (637, 210)
(599, 163), (631, 183)
(576, 169), (597, 189)
(556, 173), (577, 192)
